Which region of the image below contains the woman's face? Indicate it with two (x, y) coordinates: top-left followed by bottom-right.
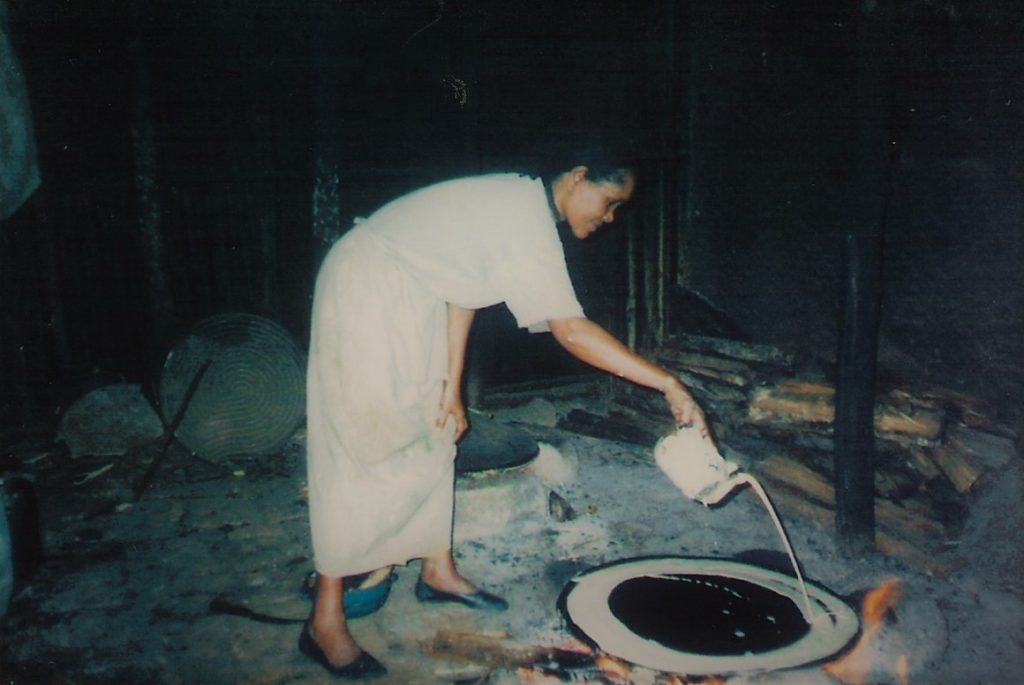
(560, 168), (636, 240)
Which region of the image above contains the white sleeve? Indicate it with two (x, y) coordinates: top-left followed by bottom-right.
(497, 238), (585, 333)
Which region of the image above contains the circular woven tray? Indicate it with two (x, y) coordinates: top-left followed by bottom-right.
(159, 313), (306, 460)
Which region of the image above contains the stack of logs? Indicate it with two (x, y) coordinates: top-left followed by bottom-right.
(593, 334), (1020, 576)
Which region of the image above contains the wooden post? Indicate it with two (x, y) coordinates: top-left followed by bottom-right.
(128, 26), (175, 360)
(834, 232), (882, 553)
(834, 3), (894, 555)
(679, 2), (700, 291)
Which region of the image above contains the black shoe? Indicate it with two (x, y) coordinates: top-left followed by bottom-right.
(298, 623), (386, 679)
(414, 577), (509, 612)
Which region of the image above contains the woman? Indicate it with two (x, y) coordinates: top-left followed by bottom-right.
(301, 153), (709, 678)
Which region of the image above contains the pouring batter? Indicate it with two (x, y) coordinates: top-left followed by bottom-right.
(303, 144), (711, 678)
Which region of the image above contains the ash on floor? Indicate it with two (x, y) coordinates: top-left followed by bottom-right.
(1, 402), (1022, 684)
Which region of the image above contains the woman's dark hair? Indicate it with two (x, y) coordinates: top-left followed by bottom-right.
(533, 136), (637, 187)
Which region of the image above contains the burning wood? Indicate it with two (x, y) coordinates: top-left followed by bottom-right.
(823, 579), (904, 685)
(897, 654), (910, 685)
(593, 654), (630, 682)
(517, 661), (727, 684)
(425, 628), (730, 685)
(518, 666), (571, 684)
(425, 629), (602, 679)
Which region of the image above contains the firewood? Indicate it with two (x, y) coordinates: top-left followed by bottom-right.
(610, 387), (747, 425)
(874, 494), (948, 541)
(750, 453), (834, 507)
(422, 629), (541, 668)
(775, 380), (835, 396)
(674, 362), (752, 388)
(608, 403), (676, 440)
(945, 424), (1018, 471)
(874, 410), (944, 444)
(906, 446), (943, 481)
(608, 394), (747, 450)
(771, 443), (941, 504)
(872, 467), (912, 501)
(747, 382), (944, 444)
(925, 443), (984, 493)
(653, 348), (755, 375)
(875, 388), (945, 445)
(763, 488), (962, 577)
(898, 490), (962, 527)
(750, 454), (948, 543)
(609, 385), (674, 417)
(616, 373), (748, 406)
(749, 384), (835, 424)
(652, 349), (755, 387)
(423, 629), (597, 673)
(665, 333), (796, 370)
(917, 386), (998, 429)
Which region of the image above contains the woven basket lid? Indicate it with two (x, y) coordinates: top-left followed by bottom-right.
(158, 313), (306, 460)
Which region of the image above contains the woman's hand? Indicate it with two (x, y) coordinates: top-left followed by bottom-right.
(437, 381), (469, 443)
(440, 303), (474, 445)
(663, 377), (709, 437)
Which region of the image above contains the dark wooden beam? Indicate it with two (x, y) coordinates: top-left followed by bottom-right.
(833, 2), (898, 555)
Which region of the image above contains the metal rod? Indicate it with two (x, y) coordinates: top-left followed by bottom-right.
(133, 360), (211, 501)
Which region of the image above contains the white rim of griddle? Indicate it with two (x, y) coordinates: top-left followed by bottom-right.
(562, 556), (860, 676)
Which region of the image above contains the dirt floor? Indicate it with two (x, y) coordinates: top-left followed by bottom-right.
(1, 394), (1022, 684)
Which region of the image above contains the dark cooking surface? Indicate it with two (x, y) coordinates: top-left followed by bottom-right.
(607, 573), (810, 656)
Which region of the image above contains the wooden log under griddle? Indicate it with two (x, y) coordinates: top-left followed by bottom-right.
(422, 629), (596, 674)
(422, 629), (538, 669)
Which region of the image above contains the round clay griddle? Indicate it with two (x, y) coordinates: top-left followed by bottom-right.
(559, 556), (860, 676)
(158, 313), (306, 460)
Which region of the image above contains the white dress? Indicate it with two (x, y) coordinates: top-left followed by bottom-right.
(306, 174), (584, 577)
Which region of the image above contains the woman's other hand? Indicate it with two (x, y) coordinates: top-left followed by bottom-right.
(437, 381), (469, 443)
(441, 303), (475, 445)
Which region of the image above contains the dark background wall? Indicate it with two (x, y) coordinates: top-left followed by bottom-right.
(680, 2), (1023, 409)
(1, 0), (1021, 435)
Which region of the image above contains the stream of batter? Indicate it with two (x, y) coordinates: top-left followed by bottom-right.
(733, 473), (816, 622)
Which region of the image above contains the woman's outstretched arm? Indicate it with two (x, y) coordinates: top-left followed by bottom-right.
(548, 316), (707, 434)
